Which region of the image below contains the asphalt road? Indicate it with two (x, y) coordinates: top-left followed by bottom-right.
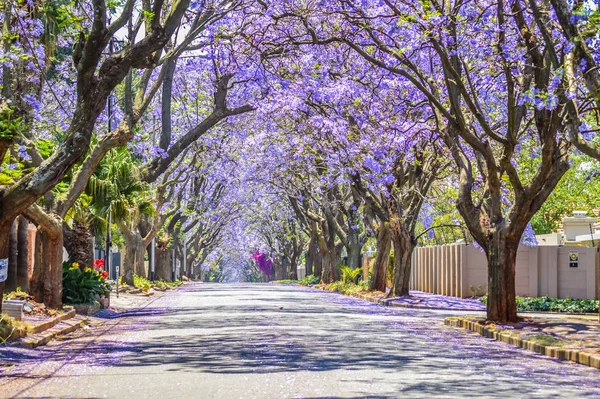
(1, 283), (599, 399)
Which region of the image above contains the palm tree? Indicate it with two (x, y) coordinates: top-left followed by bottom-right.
(67, 147), (154, 284)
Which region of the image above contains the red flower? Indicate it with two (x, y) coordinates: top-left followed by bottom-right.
(94, 259), (105, 269)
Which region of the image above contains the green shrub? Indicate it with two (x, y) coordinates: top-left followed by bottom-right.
(480, 295), (598, 313)
(62, 261), (110, 304)
(327, 281), (369, 295)
(299, 274), (321, 286)
(338, 265), (362, 284)
(134, 274), (152, 291)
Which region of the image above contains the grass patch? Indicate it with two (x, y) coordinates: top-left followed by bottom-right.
(299, 274), (321, 286)
(273, 279), (299, 284)
(524, 333), (568, 348)
(480, 296), (598, 313)
(127, 275), (183, 291)
(0, 314), (31, 343)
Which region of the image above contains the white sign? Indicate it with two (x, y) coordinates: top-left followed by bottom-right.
(0, 258), (7, 283)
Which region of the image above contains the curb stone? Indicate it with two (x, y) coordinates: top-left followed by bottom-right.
(28, 309), (77, 334)
(444, 317), (600, 371)
(18, 316), (87, 349)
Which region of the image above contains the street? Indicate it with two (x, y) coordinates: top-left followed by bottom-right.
(1, 283), (599, 398)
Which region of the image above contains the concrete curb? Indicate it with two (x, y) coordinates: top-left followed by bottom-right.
(28, 309), (77, 334)
(444, 317), (600, 370)
(18, 316), (87, 349)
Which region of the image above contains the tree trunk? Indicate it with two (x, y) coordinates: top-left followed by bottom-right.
(289, 256), (298, 280)
(120, 223), (146, 285)
(135, 238), (147, 279)
(31, 227), (63, 308)
(122, 233), (136, 286)
(305, 237), (317, 276)
(313, 247), (322, 278)
(370, 224), (391, 292)
(389, 225), (415, 297)
(486, 232), (518, 323)
(31, 229), (44, 303)
(347, 242), (362, 269)
(0, 217), (14, 313)
(156, 245), (172, 281)
(6, 218), (18, 292)
(63, 221), (94, 269)
(17, 216), (30, 291)
(43, 230), (64, 308)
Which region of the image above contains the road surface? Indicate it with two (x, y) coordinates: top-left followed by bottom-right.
(1, 283), (598, 398)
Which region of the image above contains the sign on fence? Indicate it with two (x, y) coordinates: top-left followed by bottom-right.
(569, 252), (579, 268)
(0, 258), (7, 282)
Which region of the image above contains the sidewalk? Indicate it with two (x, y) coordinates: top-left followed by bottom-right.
(445, 314), (600, 369)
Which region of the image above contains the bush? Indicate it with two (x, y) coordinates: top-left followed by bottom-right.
(134, 274), (152, 291)
(0, 314), (30, 342)
(480, 295), (598, 313)
(338, 265), (362, 284)
(327, 281), (369, 295)
(299, 274), (321, 286)
(62, 261), (110, 304)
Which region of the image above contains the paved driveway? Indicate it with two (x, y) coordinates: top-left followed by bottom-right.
(1, 283), (598, 398)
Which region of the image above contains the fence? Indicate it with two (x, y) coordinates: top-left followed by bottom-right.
(408, 244), (598, 300)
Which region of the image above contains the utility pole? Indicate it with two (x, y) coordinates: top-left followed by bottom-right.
(104, 36), (114, 280)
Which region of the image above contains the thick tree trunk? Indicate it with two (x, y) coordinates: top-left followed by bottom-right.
(63, 221), (94, 269)
(31, 227), (63, 308)
(6, 218), (18, 292)
(0, 217), (14, 313)
(370, 224), (391, 292)
(305, 237), (317, 276)
(135, 240), (146, 279)
(347, 242), (362, 269)
(389, 225), (415, 297)
(156, 246), (172, 281)
(313, 248), (322, 278)
(43, 230), (64, 308)
(120, 224), (146, 285)
(289, 256), (298, 280)
(122, 236), (136, 286)
(17, 216), (30, 291)
(30, 229), (44, 303)
(486, 232), (518, 323)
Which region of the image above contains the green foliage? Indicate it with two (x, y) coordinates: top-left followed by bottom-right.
(0, 314), (30, 343)
(274, 279), (299, 284)
(0, 104), (25, 141)
(338, 265), (362, 284)
(299, 274), (321, 286)
(327, 281), (369, 295)
(531, 155), (600, 234)
(62, 261), (109, 304)
(480, 295), (598, 313)
(133, 274), (152, 291)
